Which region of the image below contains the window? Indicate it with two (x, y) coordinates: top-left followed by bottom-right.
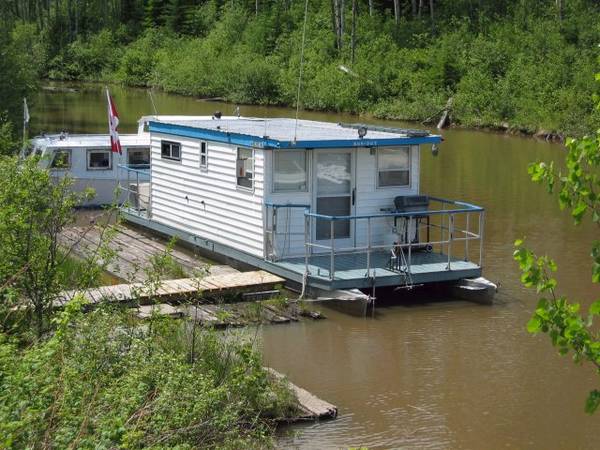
(50, 149), (71, 169)
(273, 150), (307, 192)
(236, 147), (254, 190)
(200, 141), (208, 169)
(161, 141), (181, 161)
(128, 148), (150, 167)
(377, 147), (410, 187)
(87, 149), (111, 170)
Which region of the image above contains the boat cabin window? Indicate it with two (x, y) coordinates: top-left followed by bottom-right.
(200, 141), (208, 169)
(273, 150), (307, 192)
(377, 147), (410, 187)
(87, 149), (112, 170)
(50, 149), (71, 169)
(236, 147), (254, 190)
(128, 148), (150, 167)
(161, 141), (181, 161)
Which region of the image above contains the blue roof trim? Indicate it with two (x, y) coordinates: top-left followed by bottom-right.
(278, 136), (441, 148)
(149, 121), (281, 148)
(149, 121), (442, 149)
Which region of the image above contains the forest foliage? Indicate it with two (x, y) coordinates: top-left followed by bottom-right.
(1, 0), (599, 136)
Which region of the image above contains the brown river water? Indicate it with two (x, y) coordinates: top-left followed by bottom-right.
(34, 83), (599, 449)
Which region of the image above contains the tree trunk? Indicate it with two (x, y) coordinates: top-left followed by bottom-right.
(331, 0), (337, 41)
(429, 0), (434, 32)
(351, 0), (357, 64)
(418, 0), (423, 19)
(393, 0), (399, 24)
(332, 0), (340, 49)
(369, 0), (373, 17)
(437, 97), (453, 129)
(35, 301), (44, 338)
(412, 0), (417, 17)
(340, 0), (344, 49)
(556, 0), (563, 22)
(332, 0), (344, 50)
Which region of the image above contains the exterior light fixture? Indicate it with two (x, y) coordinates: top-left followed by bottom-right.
(431, 143), (439, 156)
(357, 126), (367, 138)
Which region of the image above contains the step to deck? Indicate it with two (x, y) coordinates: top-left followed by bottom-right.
(55, 270), (285, 307)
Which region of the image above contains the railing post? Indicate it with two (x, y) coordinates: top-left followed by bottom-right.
(330, 219), (335, 280)
(304, 213), (310, 276)
(440, 202), (446, 255)
(366, 217), (371, 277)
(465, 212), (470, 261)
(136, 170), (140, 214)
(408, 215), (413, 273)
(126, 165), (130, 208)
(272, 207), (277, 260)
(446, 213), (454, 270)
(479, 210), (485, 267)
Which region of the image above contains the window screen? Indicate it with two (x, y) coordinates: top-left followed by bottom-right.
(377, 147), (410, 187)
(273, 150), (307, 192)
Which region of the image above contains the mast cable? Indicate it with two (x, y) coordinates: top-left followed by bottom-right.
(294, 0), (310, 142)
(148, 90), (158, 115)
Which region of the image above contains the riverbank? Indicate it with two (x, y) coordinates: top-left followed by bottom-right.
(39, 79), (571, 144)
(5, 3), (597, 139)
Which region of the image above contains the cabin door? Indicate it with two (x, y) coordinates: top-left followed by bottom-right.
(313, 149), (355, 250)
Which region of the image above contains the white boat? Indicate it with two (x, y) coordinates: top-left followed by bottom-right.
(31, 119), (151, 206)
(118, 114), (493, 297)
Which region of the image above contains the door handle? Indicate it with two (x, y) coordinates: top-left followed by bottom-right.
(352, 188), (356, 206)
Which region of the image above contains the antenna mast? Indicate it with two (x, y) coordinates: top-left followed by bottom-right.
(294, 0), (310, 142)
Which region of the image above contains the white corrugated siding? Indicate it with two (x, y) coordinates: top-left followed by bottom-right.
(263, 146), (420, 256)
(149, 133), (265, 257)
(353, 145), (420, 248)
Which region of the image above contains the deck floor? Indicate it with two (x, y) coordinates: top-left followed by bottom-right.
(121, 210), (482, 291)
(274, 250), (481, 289)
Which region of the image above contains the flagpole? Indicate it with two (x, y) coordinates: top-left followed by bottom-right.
(21, 97), (29, 159)
(107, 87), (122, 208)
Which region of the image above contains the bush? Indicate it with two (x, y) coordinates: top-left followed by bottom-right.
(115, 29), (164, 86)
(49, 30), (122, 80)
(0, 300), (297, 449)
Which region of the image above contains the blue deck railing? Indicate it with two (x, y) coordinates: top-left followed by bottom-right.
(117, 164), (151, 216)
(265, 197), (485, 283)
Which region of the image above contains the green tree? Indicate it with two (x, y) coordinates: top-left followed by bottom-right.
(514, 75), (600, 413)
(0, 156), (107, 338)
(0, 118), (17, 156)
(0, 24), (39, 133)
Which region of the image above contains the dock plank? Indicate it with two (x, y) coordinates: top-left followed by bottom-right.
(59, 225), (240, 282)
(266, 368), (337, 421)
(54, 270), (285, 308)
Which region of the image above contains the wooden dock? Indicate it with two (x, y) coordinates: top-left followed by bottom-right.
(55, 270), (285, 307)
(59, 225), (238, 282)
(267, 368), (338, 421)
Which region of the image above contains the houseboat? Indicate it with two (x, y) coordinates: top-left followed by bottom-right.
(120, 115), (488, 297)
(31, 118), (152, 205)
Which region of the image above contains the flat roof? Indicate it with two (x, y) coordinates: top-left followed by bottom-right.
(147, 116), (441, 149)
(32, 133), (150, 149)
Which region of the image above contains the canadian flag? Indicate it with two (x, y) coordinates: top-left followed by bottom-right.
(106, 89), (122, 154)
